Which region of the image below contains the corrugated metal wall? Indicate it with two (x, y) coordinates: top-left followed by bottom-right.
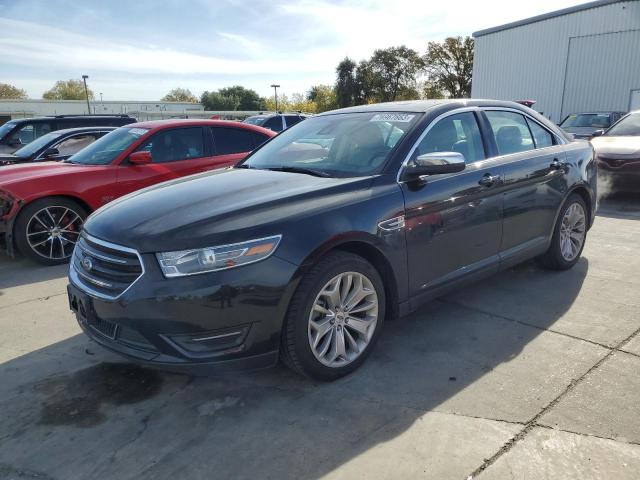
(471, 1), (640, 122)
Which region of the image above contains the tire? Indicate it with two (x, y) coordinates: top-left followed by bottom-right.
(280, 251), (386, 381)
(14, 197), (88, 266)
(537, 193), (588, 271)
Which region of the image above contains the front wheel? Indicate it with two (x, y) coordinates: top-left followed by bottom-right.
(537, 193), (588, 270)
(14, 197), (87, 265)
(280, 252), (385, 381)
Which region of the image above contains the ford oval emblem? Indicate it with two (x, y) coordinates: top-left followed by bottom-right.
(82, 256), (93, 271)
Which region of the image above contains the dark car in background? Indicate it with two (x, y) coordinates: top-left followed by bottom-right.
(243, 112), (309, 132)
(0, 126), (115, 166)
(559, 111), (626, 139)
(591, 110), (640, 193)
(0, 115), (135, 154)
(68, 99), (597, 381)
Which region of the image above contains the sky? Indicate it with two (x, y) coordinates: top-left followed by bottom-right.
(0, 0), (589, 101)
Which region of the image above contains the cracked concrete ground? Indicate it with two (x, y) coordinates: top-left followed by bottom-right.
(0, 194), (639, 480)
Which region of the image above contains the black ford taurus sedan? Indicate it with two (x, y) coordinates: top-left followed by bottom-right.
(68, 100), (597, 380)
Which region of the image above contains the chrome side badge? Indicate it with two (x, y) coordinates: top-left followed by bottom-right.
(378, 215), (405, 232)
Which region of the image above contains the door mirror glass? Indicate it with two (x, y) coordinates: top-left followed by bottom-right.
(129, 150), (152, 164)
(402, 152), (466, 181)
(43, 147), (60, 157)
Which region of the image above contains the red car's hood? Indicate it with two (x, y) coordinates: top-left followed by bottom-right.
(591, 136), (640, 158)
(0, 161), (98, 188)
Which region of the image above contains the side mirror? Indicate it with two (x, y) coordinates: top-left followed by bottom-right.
(590, 129), (604, 138)
(400, 151), (466, 182)
(129, 150), (152, 164)
(43, 147), (60, 158)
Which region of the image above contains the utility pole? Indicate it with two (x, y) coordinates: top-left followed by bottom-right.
(270, 84), (280, 112)
(82, 75), (91, 114)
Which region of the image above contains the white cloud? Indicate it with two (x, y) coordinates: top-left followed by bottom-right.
(0, 0), (587, 99)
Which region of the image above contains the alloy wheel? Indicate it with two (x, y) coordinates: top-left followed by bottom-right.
(26, 206), (83, 261)
(308, 271), (379, 368)
(559, 202), (586, 261)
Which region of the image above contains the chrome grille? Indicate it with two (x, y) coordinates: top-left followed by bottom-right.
(71, 233), (143, 300)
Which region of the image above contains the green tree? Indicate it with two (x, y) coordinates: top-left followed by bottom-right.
(201, 86), (265, 111)
(162, 88), (198, 103)
(366, 46), (424, 102)
(42, 79), (94, 100)
(424, 36), (474, 98)
(307, 85), (337, 112)
(420, 80), (445, 99)
(0, 83), (28, 100)
(335, 57), (358, 108)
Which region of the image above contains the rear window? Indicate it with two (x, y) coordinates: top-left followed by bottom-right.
(560, 113), (612, 128)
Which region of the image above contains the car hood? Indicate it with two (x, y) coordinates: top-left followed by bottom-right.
(591, 136), (640, 158)
(85, 168), (376, 253)
(0, 161), (95, 188)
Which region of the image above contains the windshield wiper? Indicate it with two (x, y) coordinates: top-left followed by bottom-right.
(263, 166), (331, 177)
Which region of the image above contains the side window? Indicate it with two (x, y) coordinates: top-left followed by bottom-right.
(136, 127), (205, 163)
(284, 115), (303, 128)
(413, 112), (486, 163)
(263, 116), (283, 132)
(212, 127), (258, 155)
(485, 111), (534, 155)
(251, 132), (270, 149)
(526, 118), (553, 148)
(10, 122), (53, 145)
(54, 134), (100, 156)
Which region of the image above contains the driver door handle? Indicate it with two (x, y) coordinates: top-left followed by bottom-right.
(550, 158), (566, 171)
(478, 173), (501, 187)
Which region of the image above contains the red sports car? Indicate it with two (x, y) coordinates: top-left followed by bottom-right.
(0, 119), (274, 265)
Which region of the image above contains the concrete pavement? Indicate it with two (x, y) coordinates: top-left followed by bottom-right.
(0, 194), (639, 480)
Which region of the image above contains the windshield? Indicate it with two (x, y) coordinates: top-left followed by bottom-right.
(66, 127), (148, 165)
(605, 112), (640, 137)
(243, 116), (267, 126)
(242, 112), (420, 177)
(560, 113), (611, 128)
(13, 131), (61, 158)
(0, 121), (17, 140)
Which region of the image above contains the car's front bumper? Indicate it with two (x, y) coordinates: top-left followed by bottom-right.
(68, 250), (300, 374)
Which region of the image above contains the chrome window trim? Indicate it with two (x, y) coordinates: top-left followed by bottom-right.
(69, 233), (145, 302)
(396, 106), (480, 183)
(481, 107), (567, 146)
(397, 106), (567, 184)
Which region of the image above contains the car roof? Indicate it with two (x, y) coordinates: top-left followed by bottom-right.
(6, 115), (133, 124)
(47, 126), (117, 135)
(317, 99), (534, 115)
(130, 118), (275, 135)
(568, 111), (625, 115)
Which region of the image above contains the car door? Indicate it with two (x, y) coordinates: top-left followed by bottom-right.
(115, 126), (214, 196)
(482, 109), (568, 267)
(401, 109), (504, 300)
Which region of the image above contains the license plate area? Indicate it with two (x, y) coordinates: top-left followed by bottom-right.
(68, 285), (119, 340)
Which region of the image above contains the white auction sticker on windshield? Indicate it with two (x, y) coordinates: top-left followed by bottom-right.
(129, 128), (149, 136)
(370, 113), (415, 123)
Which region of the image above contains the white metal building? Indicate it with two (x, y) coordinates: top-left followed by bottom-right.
(471, 0), (640, 123)
(0, 99), (204, 119)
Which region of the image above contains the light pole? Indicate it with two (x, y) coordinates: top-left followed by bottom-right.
(82, 75), (91, 115)
(270, 84), (280, 112)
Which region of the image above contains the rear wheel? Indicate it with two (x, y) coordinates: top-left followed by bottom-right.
(280, 252), (385, 381)
(14, 197), (87, 265)
(537, 193), (587, 270)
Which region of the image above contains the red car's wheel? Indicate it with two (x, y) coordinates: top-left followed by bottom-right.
(14, 197), (87, 266)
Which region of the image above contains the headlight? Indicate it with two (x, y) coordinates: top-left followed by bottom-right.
(156, 235), (282, 278)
